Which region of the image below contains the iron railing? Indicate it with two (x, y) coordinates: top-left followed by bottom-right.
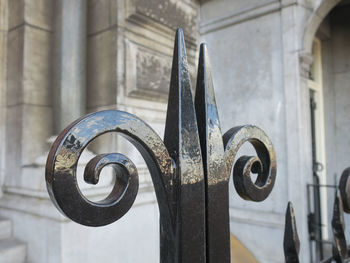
(285, 168), (350, 263)
(45, 28), (350, 262)
(307, 182), (337, 261)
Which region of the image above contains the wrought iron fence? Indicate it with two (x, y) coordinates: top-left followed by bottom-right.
(285, 168), (350, 263)
(45, 28), (350, 262)
(307, 181), (338, 261)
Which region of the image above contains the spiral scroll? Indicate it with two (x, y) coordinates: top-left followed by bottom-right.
(223, 125), (277, 202)
(46, 110), (175, 227)
(46, 28), (278, 262)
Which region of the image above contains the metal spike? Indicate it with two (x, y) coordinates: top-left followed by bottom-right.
(339, 167), (350, 213)
(163, 28), (206, 263)
(332, 195), (347, 262)
(284, 202), (300, 263)
(194, 43), (230, 262)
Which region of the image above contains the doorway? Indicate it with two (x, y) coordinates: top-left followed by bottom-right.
(307, 38), (330, 262)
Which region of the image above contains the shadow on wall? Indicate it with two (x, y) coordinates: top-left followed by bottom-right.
(230, 234), (259, 263)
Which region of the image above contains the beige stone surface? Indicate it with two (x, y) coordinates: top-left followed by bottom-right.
(8, 0), (24, 30)
(23, 26), (51, 106)
(110, 0), (118, 26)
(0, 0), (8, 31)
(7, 25), (51, 106)
(5, 105), (22, 187)
(25, 0), (53, 31)
(87, 0), (119, 35)
(7, 26), (24, 107)
(5, 104), (53, 187)
(87, 0), (111, 35)
(125, 40), (172, 101)
(0, 0), (8, 194)
(9, 0), (53, 31)
(200, 0), (278, 23)
(132, 0), (199, 41)
(21, 104), (52, 166)
(87, 29), (117, 108)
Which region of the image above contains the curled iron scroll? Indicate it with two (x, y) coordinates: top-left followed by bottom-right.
(46, 110), (174, 227)
(223, 125), (277, 202)
(45, 28), (278, 262)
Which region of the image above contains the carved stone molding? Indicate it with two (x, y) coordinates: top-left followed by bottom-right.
(299, 51), (313, 79)
(125, 0), (198, 44)
(125, 40), (172, 101)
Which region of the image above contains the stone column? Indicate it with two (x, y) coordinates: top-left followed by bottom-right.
(53, 0), (87, 132)
(0, 0), (8, 196)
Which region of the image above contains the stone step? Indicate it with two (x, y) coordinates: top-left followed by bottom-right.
(0, 238), (26, 263)
(0, 218), (12, 240)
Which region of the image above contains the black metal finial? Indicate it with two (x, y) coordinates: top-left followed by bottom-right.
(46, 28), (277, 262)
(164, 28), (206, 263)
(339, 167), (350, 213)
(284, 202), (300, 263)
(332, 195), (347, 262)
(283, 202), (300, 263)
(194, 43), (231, 262)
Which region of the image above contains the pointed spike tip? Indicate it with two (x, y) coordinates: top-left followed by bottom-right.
(175, 28), (185, 45)
(173, 28), (188, 63)
(176, 28), (183, 35)
(286, 202), (294, 222)
(199, 43), (207, 51)
(199, 43), (208, 59)
(284, 202), (300, 263)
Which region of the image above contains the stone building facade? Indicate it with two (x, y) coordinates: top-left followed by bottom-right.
(0, 0), (349, 262)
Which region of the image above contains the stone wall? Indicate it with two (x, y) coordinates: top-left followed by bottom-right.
(6, 0), (53, 190)
(199, 0), (350, 262)
(0, 0), (201, 262)
(0, 0), (349, 262)
(200, 1), (291, 262)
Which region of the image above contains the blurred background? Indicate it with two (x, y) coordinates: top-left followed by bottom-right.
(0, 0), (349, 262)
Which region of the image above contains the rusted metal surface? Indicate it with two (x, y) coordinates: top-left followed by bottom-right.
(46, 28), (278, 262)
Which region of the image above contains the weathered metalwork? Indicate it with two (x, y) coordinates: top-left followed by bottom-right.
(284, 202), (300, 263)
(307, 182), (337, 261)
(339, 168), (350, 213)
(46, 28), (277, 262)
(284, 167), (350, 263)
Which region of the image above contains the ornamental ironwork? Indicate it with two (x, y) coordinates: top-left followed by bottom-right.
(45, 28), (350, 263)
(284, 168), (350, 263)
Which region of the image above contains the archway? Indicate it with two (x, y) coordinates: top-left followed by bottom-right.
(302, 0), (341, 54)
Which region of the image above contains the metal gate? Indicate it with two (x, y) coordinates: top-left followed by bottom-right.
(45, 28), (350, 263)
